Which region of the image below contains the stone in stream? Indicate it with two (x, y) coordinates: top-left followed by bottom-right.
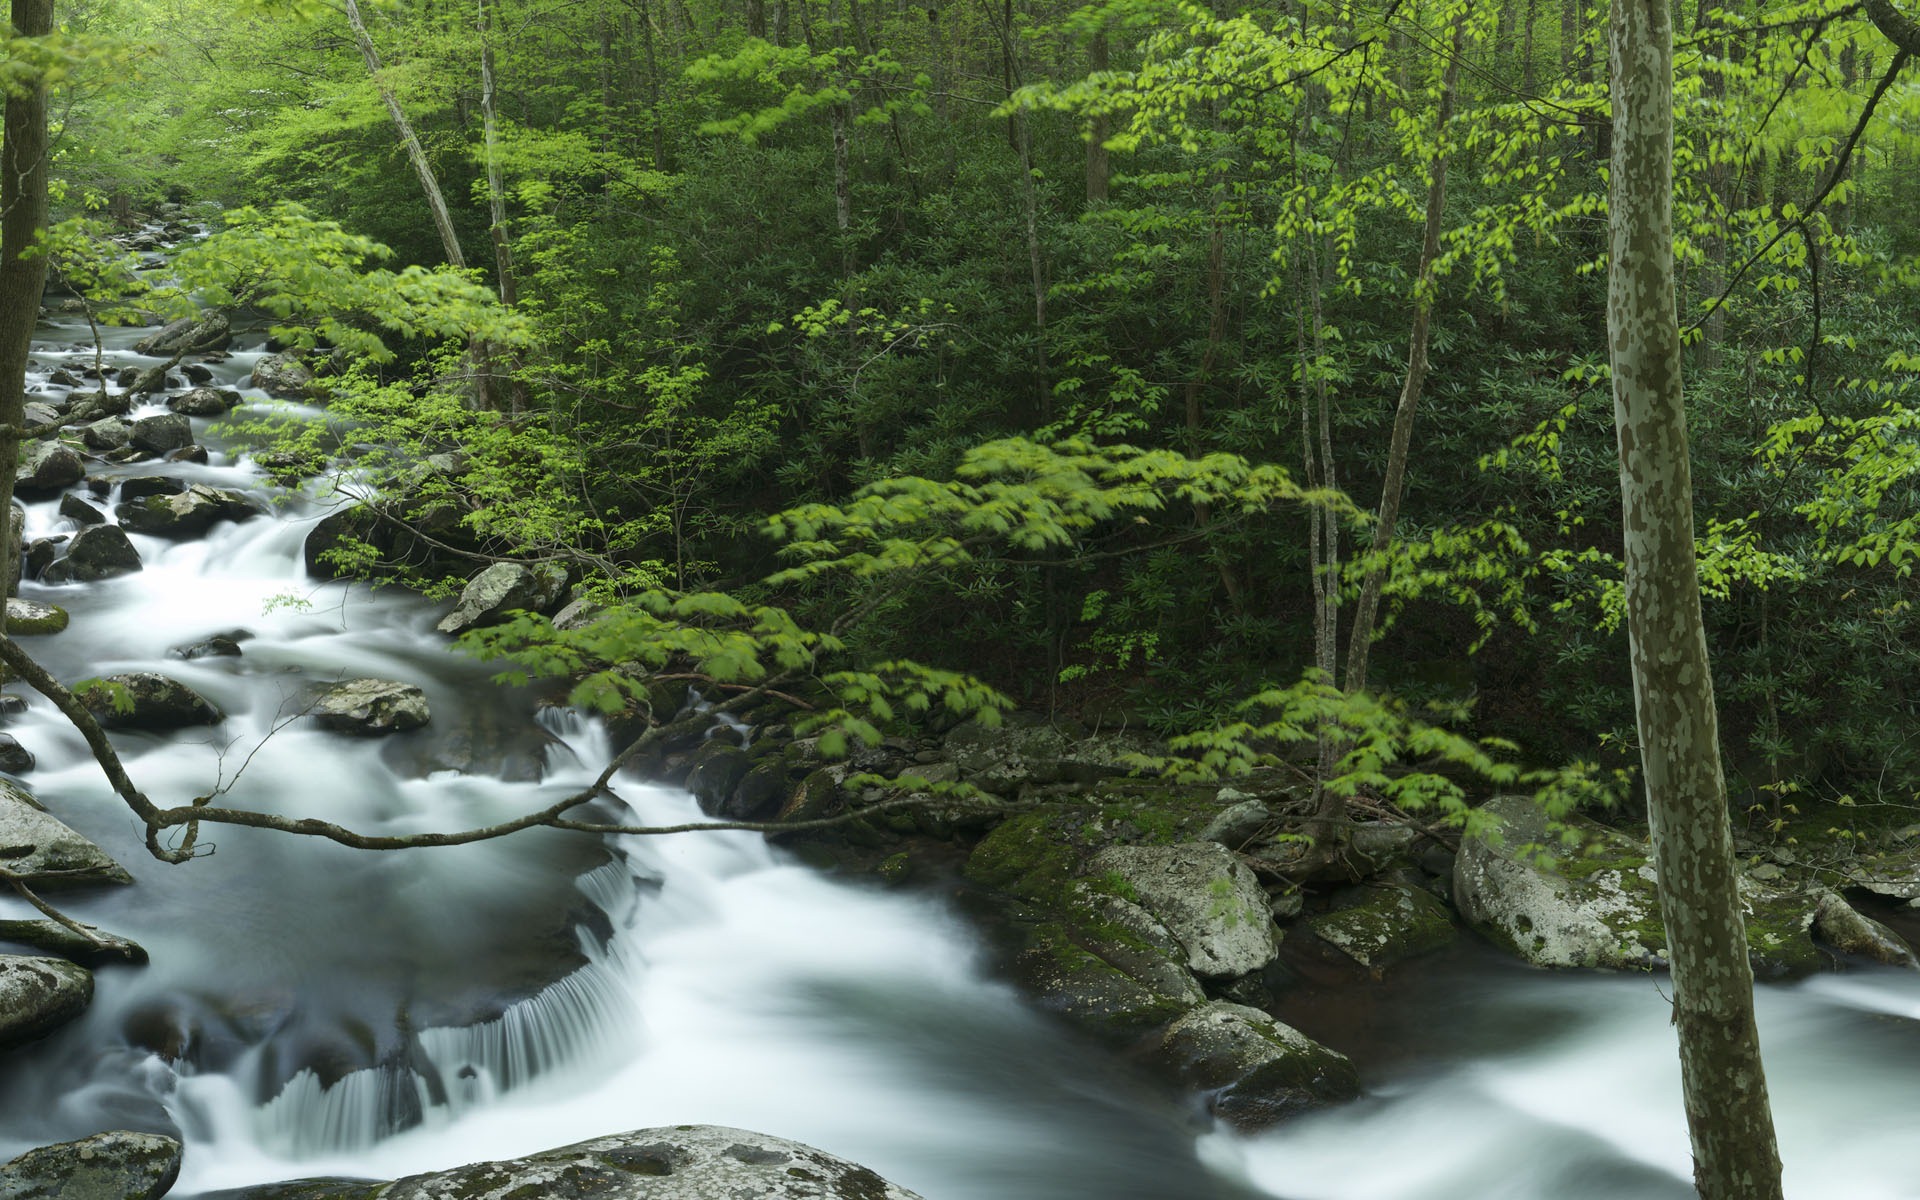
(170, 629), (251, 660)
(182, 363), (213, 384)
(250, 351), (318, 400)
(167, 386), (241, 416)
(40, 524), (142, 583)
(81, 416), (131, 452)
(1147, 1001), (1360, 1132)
(1306, 883), (1457, 972)
(0, 919), (148, 966)
(165, 445), (210, 465)
(119, 475), (185, 502)
(22, 537), (63, 581)
(81, 672), (222, 731)
(193, 1127), (926, 1200)
(0, 1130), (181, 1200)
(0, 956), (92, 1050)
(311, 678), (430, 736)
(20, 402), (61, 434)
(0, 734), (32, 774)
(1087, 841), (1280, 979)
(436, 562), (569, 635)
(132, 309), (230, 356)
(128, 412), (192, 455)
(57, 492), (106, 525)
(4, 597), (69, 635)
(0, 778), (133, 888)
(115, 484), (263, 539)
(13, 441), (84, 497)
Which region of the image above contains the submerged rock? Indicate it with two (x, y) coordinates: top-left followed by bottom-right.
(311, 679), (430, 736)
(171, 630), (250, 660)
(1149, 1001), (1360, 1131)
(0, 1130), (180, 1199)
(81, 672), (222, 730)
(0, 956), (93, 1049)
(436, 562), (568, 635)
(0, 779), (133, 888)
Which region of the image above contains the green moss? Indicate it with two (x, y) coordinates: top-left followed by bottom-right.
(963, 810), (1081, 899)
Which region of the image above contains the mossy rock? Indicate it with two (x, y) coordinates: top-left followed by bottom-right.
(1149, 1001), (1360, 1131)
(1307, 883), (1457, 971)
(4, 598), (68, 635)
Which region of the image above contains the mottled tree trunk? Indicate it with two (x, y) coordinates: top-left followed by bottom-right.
(344, 0), (467, 270)
(1085, 32), (1110, 203)
(1605, 2), (1785, 1197)
(0, 0), (54, 651)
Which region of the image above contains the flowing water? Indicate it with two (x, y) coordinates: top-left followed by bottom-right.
(4, 312), (1920, 1199)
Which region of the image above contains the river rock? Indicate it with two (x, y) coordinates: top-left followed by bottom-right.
(1148, 1001), (1360, 1131)
(80, 417), (131, 452)
(0, 956), (92, 1049)
(0, 779), (132, 888)
(14, 442), (84, 497)
(1307, 883), (1457, 971)
(0, 1130), (181, 1199)
(0, 734), (31, 774)
(57, 493), (106, 525)
(168, 386), (241, 416)
(21, 402), (61, 433)
(133, 309), (230, 356)
(436, 562), (569, 635)
(120, 476), (185, 502)
(686, 740), (752, 816)
(943, 717), (1154, 794)
(311, 679), (429, 736)
(116, 484), (263, 538)
(1811, 890), (1919, 968)
(1087, 841), (1279, 979)
(82, 672), (222, 730)
(250, 352), (317, 400)
(171, 630), (250, 660)
(128, 413), (192, 455)
(0, 919), (148, 966)
(42, 524), (142, 583)
(5, 598), (68, 636)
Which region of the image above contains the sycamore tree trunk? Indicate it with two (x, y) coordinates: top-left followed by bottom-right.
(1606, 1), (1785, 1197)
(344, 0), (468, 271)
(0, 0), (54, 656)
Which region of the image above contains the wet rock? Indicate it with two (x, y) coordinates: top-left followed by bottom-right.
(116, 484), (263, 538)
(5, 598), (68, 635)
(22, 537), (64, 581)
(687, 741), (752, 817)
(942, 717), (1154, 794)
(42, 524), (142, 582)
(182, 363), (213, 385)
(0, 734), (32, 774)
(133, 309), (231, 356)
(171, 630), (250, 660)
(119, 476), (185, 502)
(0, 919), (148, 966)
(1086, 842), (1279, 979)
(1007, 894), (1208, 1039)
(165, 445), (210, 465)
(0, 779), (132, 887)
(128, 413), (192, 455)
(250, 352), (318, 400)
(1307, 883), (1457, 971)
(81, 672), (222, 730)
(57, 493), (106, 525)
(0, 1130), (180, 1199)
(1148, 1001), (1360, 1132)
(21, 402), (61, 433)
(1198, 796), (1270, 848)
(311, 679), (430, 736)
(724, 758), (792, 822)
(1812, 890), (1918, 968)
(251, 448), (326, 480)
(167, 386), (241, 416)
(436, 562), (569, 635)
(0, 956), (92, 1049)
(14, 441), (84, 497)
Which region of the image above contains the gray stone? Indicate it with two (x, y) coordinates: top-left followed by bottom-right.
(311, 679), (430, 736)
(81, 672), (222, 730)
(5, 598), (67, 636)
(686, 741), (751, 817)
(0, 779), (131, 888)
(171, 631), (249, 660)
(249, 352), (317, 400)
(15, 442), (83, 496)
(1088, 841), (1279, 978)
(128, 413), (192, 455)
(1199, 798), (1270, 848)
(133, 309), (231, 355)
(0, 919), (147, 966)
(0, 956), (92, 1049)
(551, 596), (606, 632)
(436, 562), (569, 635)
(167, 386), (241, 416)
(0, 734), (31, 774)
(1308, 883), (1457, 971)
(942, 719), (1151, 793)
(57, 493), (106, 525)
(0, 1130), (180, 1199)
(43, 525), (142, 582)
(21, 402), (61, 433)
(119, 476), (185, 502)
(116, 483), (263, 539)
(1149, 1001), (1359, 1131)
(1812, 890), (1918, 968)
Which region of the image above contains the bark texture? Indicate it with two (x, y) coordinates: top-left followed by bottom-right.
(1606, 1), (1785, 1197)
(344, 0), (468, 269)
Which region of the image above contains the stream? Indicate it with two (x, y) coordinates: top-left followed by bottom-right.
(3, 313), (1920, 1199)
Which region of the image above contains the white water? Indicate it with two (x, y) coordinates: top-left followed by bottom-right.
(6, 316), (1920, 1199)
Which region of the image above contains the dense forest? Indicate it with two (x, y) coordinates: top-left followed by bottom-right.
(26, 0), (1920, 872)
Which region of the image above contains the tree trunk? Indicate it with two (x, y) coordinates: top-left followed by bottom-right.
(1606, 1), (1785, 1197)
(0, 0), (54, 653)
(343, 0), (467, 270)
(1085, 32), (1110, 204)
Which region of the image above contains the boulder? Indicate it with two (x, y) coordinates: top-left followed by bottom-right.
(171, 630), (250, 660)
(128, 413), (192, 455)
(165, 445), (210, 465)
(132, 309), (230, 355)
(205, 1127), (923, 1200)
(21, 402), (61, 433)
(0, 734), (31, 774)
(15, 441), (84, 497)
(686, 740), (752, 817)
(943, 718), (1154, 794)
(1007, 891), (1208, 1038)
(80, 417), (130, 452)
(116, 484), (263, 538)
(0, 919), (148, 966)
(120, 476), (186, 502)
(0, 1131), (181, 1199)
(1306, 883), (1457, 971)
(23, 537), (64, 581)
(42, 524), (142, 583)
(311, 679), (429, 736)
(5, 598), (69, 635)
(81, 672), (222, 730)
(1086, 841), (1279, 979)
(1811, 890), (1919, 968)
(0, 779), (132, 888)
(436, 562), (569, 635)
(1148, 1001), (1360, 1131)
(250, 352), (317, 400)
(167, 386), (241, 416)
(57, 493), (106, 525)
(0, 956), (92, 1049)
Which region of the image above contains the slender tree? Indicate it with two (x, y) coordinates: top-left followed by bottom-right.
(1605, 0), (1784, 1195)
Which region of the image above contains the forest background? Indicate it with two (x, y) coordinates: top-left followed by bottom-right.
(26, 0), (1920, 841)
